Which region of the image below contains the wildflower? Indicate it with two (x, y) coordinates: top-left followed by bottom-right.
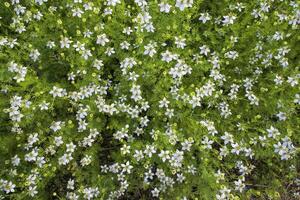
(159, 3), (172, 13)
(266, 126), (280, 139)
(120, 41), (130, 50)
(199, 12), (211, 23)
(39, 101), (49, 110)
(199, 45), (210, 56)
(96, 34), (109, 46)
(222, 15), (237, 26)
(60, 37), (72, 48)
(29, 49), (40, 62)
(72, 8), (84, 18)
(175, 0), (193, 11)
(50, 121), (64, 132)
(35, 0), (47, 5)
(144, 42), (157, 57)
(67, 179), (75, 190)
(276, 112), (287, 121)
(175, 37), (186, 49)
(151, 188), (160, 197)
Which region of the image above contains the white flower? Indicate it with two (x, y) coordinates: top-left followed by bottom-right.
(35, 0), (47, 5)
(151, 188), (160, 197)
(130, 84), (142, 102)
(8, 61), (27, 82)
(27, 133), (39, 148)
(175, 36), (186, 49)
(199, 12), (211, 23)
(58, 153), (73, 165)
(266, 126), (280, 139)
(158, 150), (170, 162)
(1, 180), (16, 194)
(175, 0), (193, 11)
(287, 77), (298, 87)
(122, 27), (133, 35)
(49, 86), (67, 97)
(67, 192), (79, 200)
(294, 94), (300, 105)
(121, 161), (133, 174)
(82, 187), (99, 200)
(72, 8), (84, 18)
(96, 34), (109, 46)
(81, 49), (92, 60)
(29, 49), (40, 62)
(170, 150), (184, 168)
(36, 156), (46, 167)
(54, 136), (64, 146)
(80, 155), (92, 166)
(67, 179), (75, 190)
(221, 132), (234, 145)
(33, 11), (43, 20)
(105, 47), (115, 56)
(165, 108), (174, 118)
(144, 42), (157, 57)
(222, 15), (237, 26)
(25, 148), (38, 162)
(60, 37), (72, 48)
(83, 2), (93, 10)
(14, 5), (26, 15)
(218, 102), (232, 118)
(231, 143), (242, 155)
(216, 187), (231, 200)
(202, 136), (213, 149)
(133, 150), (144, 161)
(260, 2), (270, 12)
(11, 155), (20, 166)
(103, 8), (112, 16)
(50, 121), (64, 132)
(276, 112), (286, 121)
(106, 0), (121, 6)
(159, 97), (169, 108)
(274, 75), (283, 85)
(73, 41), (85, 52)
(120, 41), (130, 50)
(39, 101), (49, 110)
(121, 144), (131, 155)
(66, 142), (76, 153)
(274, 137), (295, 160)
(11, 0), (20, 5)
(234, 178), (245, 193)
(78, 119), (88, 132)
(83, 30), (93, 38)
(140, 116), (149, 127)
(92, 59), (103, 70)
(245, 91), (259, 106)
(177, 173), (186, 183)
(161, 50), (175, 63)
(159, 3), (172, 13)
(28, 185), (38, 197)
(134, 0), (147, 7)
(128, 71), (139, 81)
(144, 145), (156, 158)
(169, 60), (192, 79)
(46, 41), (55, 48)
(273, 32), (284, 41)
(225, 51), (239, 60)
(199, 45), (210, 56)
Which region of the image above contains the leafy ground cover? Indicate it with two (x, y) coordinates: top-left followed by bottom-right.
(0, 0), (299, 199)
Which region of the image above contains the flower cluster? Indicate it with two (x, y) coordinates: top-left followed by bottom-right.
(0, 0), (299, 199)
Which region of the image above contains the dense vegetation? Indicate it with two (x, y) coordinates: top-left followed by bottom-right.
(0, 0), (299, 199)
